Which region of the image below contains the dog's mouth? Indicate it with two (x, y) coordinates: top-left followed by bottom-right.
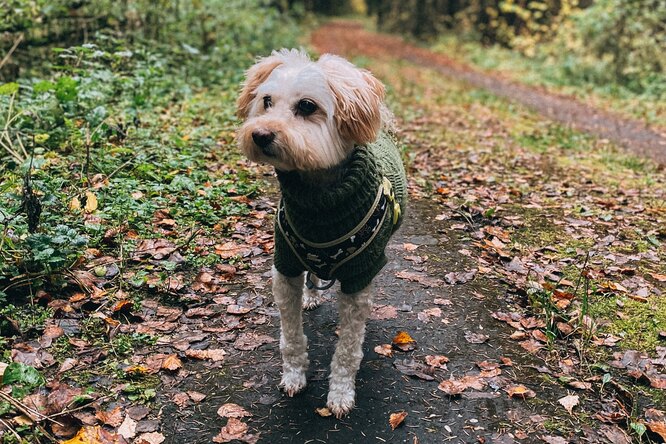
(260, 143), (276, 157)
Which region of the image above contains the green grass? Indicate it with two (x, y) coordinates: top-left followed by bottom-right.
(431, 34), (666, 129)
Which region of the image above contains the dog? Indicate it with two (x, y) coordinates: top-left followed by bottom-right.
(236, 49), (407, 417)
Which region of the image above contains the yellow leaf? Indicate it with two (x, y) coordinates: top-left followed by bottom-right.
(84, 191), (98, 213)
(70, 197), (81, 211)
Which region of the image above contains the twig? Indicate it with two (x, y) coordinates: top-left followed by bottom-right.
(0, 418), (21, 441)
(0, 391), (59, 425)
(0, 33), (23, 71)
(48, 394), (114, 419)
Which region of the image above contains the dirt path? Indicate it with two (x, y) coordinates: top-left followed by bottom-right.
(153, 21), (664, 444)
(311, 21), (666, 166)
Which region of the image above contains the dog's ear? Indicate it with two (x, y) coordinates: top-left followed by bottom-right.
(318, 54), (385, 145)
(237, 55), (284, 119)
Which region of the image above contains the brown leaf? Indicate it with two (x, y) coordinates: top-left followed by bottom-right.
(217, 403), (252, 419)
(437, 379), (467, 396)
(444, 269), (477, 285)
(464, 331), (489, 344)
(315, 407), (332, 417)
(95, 406), (124, 427)
(374, 344), (394, 358)
(213, 418), (257, 444)
(519, 339), (544, 353)
(61, 426), (127, 444)
(135, 432), (166, 444)
(646, 421), (666, 441)
(233, 332), (275, 351)
(172, 392), (190, 408)
(425, 355), (449, 369)
(188, 391), (207, 403)
(395, 270), (441, 288)
(161, 354), (183, 372)
(393, 359), (435, 380)
(389, 411), (407, 430)
(558, 394), (579, 415)
(505, 384), (536, 399)
(370, 305), (398, 320)
(417, 307), (442, 322)
(185, 348), (226, 362)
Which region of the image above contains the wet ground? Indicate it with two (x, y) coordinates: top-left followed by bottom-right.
(160, 200), (573, 443)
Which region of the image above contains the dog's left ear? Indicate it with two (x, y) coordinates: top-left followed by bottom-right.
(318, 54), (385, 145)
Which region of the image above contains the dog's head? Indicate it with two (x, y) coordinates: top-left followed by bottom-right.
(236, 49), (386, 171)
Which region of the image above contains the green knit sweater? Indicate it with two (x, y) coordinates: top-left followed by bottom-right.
(273, 132), (407, 294)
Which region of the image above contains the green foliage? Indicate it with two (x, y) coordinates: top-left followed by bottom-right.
(0, 1), (299, 296)
(1, 362), (45, 398)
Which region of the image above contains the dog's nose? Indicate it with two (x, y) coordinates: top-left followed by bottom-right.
(251, 130), (275, 150)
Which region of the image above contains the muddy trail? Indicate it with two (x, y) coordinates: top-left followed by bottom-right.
(311, 21), (666, 166)
(162, 200), (571, 444)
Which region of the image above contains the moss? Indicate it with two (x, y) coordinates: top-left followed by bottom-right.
(588, 294), (666, 352)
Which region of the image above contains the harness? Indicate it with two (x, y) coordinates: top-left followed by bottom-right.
(276, 176), (401, 290)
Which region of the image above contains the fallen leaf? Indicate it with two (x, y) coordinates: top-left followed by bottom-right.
(213, 418), (257, 444)
(217, 403), (252, 419)
(395, 270), (441, 288)
(172, 392), (190, 408)
(84, 191), (98, 213)
(161, 354), (183, 371)
(540, 436), (568, 444)
(392, 331), (417, 352)
(374, 344), (394, 358)
(393, 359), (435, 380)
(185, 348), (226, 362)
(95, 406), (123, 427)
(389, 411), (407, 430)
(425, 355), (449, 369)
(135, 432), (166, 444)
(233, 332), (275, 351)
(188, 391), (206, 403)
(464, 331), (489, 344)
(444, 269), (477, 285)
(315, 407), (332, 417)
(61, 426), (126, 444)
(118, 415), (137, 440)
(370, 305), (398, 320)
(505, 385), (536, 399)
(437, 379), (467, 396)
(646, 421), (666, 441)
(558, 394), (579, 415)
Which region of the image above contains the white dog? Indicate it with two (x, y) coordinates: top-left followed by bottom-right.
(236, 49), (407, 417)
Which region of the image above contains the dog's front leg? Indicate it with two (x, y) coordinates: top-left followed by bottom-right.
(327, 285), (372, 418)
(272, 266), (309, 397)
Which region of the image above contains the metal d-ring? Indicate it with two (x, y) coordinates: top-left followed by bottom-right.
(305, 271), (336, 291)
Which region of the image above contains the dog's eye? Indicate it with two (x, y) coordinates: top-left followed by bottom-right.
(263, 96), (272, 109)
(296, 99), (317, 116)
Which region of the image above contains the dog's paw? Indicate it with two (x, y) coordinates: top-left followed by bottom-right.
(302, 292), (324, 310)
(279, 370), (307, 397)
(326, 387), (355, 418)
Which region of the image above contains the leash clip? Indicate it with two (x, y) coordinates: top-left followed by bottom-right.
(306, 271), (336, 291)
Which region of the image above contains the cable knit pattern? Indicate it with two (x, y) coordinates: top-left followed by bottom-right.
(274, 132), (407, 294)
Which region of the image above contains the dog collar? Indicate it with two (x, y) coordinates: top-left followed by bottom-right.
(276, 176), (400, 287)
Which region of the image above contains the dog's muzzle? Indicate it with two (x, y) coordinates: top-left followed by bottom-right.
(252, 129), (276, 156)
